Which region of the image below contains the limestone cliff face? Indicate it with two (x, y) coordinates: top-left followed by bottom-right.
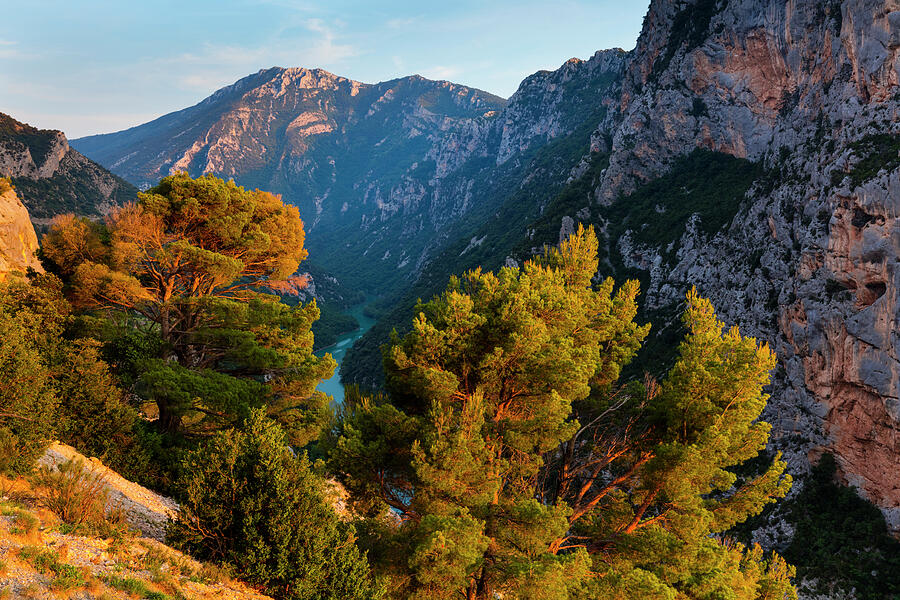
(0, 182), (42, 278)
(0, 113), (137, 221)
(575, 0), (900, 530)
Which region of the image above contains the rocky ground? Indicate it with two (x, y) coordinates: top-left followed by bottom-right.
(0, 444), (271, 600)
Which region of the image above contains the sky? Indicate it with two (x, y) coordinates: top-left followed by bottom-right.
(1, 1), (650, 139)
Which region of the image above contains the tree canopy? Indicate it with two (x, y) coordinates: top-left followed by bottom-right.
(42, 173), (334, 442)
(0, 273), (145, 476)
(326, 225), (795, 600)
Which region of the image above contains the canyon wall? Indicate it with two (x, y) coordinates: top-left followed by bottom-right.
(583, 0), (900, 530)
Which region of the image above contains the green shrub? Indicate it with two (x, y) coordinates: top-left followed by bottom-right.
(168, 410), (380, 600)
(11, 510), (38, 535)
(50, 562), (85, 591)
(20, 547), (85, 591)
(101, 575), (167, 599)
(847, 134), (900, 188)
(0, 306), (58, 472)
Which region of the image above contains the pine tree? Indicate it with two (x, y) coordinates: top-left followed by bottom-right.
(169, 409), (380, 600)
(42, 173), (334, 442)
(328, 228), (796, 600)
(568, 289), (795, 599)
(330, 226), (648, 598)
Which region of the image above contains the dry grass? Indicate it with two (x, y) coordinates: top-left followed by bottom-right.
(31, 458), (109, 528)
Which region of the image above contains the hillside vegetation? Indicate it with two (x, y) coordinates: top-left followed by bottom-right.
(0, 172), (801, 599)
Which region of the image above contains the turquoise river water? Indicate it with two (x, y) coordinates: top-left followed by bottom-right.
(315, 300), (377, 404)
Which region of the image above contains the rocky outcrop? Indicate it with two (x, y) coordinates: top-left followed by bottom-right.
(0, 181), (42, 279)
(38, 442), (177, 541)
(2, 444), (271, 600)
(0, 112), (137, 221)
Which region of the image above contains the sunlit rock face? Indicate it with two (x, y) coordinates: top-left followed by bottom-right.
(0, 183), (42, 279)
(586, 0), (900, 529)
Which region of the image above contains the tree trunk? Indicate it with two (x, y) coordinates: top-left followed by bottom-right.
(475, 568), (492, 600)
(157, 398), (181, 434)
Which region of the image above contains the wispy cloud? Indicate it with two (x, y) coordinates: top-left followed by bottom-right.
(0, 14), (359, 137)
(130, 18), (357, 94)
(420, 65), (461, 81)
(0, 39), (17, 46)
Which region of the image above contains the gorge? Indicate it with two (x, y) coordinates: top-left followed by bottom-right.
(3, 0), (899, 596)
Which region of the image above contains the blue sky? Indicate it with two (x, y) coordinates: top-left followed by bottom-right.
(2, 1), (650, 138)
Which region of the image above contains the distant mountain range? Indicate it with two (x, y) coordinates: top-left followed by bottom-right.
(72, 57), (624, 293)
(0, 113), (136, 225)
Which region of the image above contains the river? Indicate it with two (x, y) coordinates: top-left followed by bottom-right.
(315, 300), (377, 404)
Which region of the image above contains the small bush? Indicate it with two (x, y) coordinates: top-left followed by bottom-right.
(12, 510), (38, 535)
(847, 134), (900, 188)
(16, 545), (40, 561)
(50, 562), (85, 591)
(31, 458), (108, 527)
(141, 546), (169, 570)
(101, 575), (147, 594)
(194, 562), (230, 584)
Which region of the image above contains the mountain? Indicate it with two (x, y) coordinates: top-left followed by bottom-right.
(73, 69), (507, 292)
(0, 113), (137, 224)
(71, 58), (626, 294)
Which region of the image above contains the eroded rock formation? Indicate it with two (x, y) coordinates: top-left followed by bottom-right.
(0, 182), (42, 278)
(0, 112), (136, 221)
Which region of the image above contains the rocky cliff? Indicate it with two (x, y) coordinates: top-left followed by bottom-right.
(0, 179), (42, 279)
(578, 0), (900, 537)
(0, 113), (137, 223)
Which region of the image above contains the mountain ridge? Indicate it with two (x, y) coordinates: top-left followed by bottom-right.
(72, 52), (625, 293)
(0, 112), (137, 223)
